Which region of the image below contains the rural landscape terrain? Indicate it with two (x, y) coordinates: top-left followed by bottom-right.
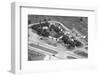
(28, 15), (88, 61)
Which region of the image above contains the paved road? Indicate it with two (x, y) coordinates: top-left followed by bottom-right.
(28, 21), (88, 60)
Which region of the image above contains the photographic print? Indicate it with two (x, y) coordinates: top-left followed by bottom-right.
(28, 15), (88, 61)
(11, 2), (96, 73)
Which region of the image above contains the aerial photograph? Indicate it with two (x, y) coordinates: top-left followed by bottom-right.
(28, 15), (88, 61)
